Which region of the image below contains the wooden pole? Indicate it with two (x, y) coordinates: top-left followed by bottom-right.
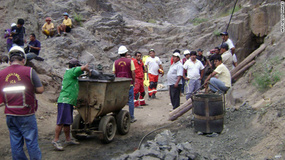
(231, 44), (266, 76)
(169, 98), (193, 121)
(232, 60), (255, 79)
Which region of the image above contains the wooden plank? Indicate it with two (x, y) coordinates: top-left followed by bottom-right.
(231, 44), (266, 76)
(232, 60), (255, 79)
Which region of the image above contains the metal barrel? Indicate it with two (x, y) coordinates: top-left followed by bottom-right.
(192, 93), (224, 133)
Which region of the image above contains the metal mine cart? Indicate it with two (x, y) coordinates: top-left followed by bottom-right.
(71, 77), (132, 143)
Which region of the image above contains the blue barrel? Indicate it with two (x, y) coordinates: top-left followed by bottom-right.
(193, 93), (224, 133)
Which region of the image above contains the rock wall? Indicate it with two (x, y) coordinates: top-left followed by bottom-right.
(0, 0), (281, 94)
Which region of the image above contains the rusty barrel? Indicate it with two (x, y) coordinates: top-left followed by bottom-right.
(192, 93), (224, 133)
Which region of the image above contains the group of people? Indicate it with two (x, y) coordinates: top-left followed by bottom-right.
(0, 13), (237, 159)
(42, 12), (73, 38)
(3, 12), (73, 62)
(167, 31), (236, 110)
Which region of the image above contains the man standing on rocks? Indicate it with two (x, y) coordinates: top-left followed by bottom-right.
(113, 45), (137, 123)
(11, 19), (26, 48)
(0, 46), (44, 159)
(219, 43), (233, 70)
(145, 49), (164, 99)
(183, 51), (204, 100)
(220, 32), (237, 68)
(205, 54), (231, 93)
(133, 51), (147, 108)
(167, 52), (183, 110)
(52, 58), (89, 151)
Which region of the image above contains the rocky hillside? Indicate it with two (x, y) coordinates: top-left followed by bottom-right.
(0, 0), (284, 159)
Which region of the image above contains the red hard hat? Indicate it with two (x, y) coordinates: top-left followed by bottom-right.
(45, 17), (52, 21)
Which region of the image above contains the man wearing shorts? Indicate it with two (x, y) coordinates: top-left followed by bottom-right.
(52, 58), (89, 151)
(56, 12), (72, 36)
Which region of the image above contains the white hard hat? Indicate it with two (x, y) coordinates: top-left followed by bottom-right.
(11, 23), (17, 27)
(8, 46), (27, 64)
(183, 50), (190, 55)
(118, 45), (128, 54)
(172, 52), (180, 58)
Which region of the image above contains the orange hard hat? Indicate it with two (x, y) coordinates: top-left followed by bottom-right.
(45, 17), (52, 21)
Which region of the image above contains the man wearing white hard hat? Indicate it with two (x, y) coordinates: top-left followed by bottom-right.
(167, 52), (183, 110)
(113, 45), (137, 123)
(0, 46), (44, 159)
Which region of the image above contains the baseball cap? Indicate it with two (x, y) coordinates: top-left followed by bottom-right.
(220, 32), (228, 36)
(197, 48), (203, 52)
(220, 43), (229, 50)
(11, 23), (16, 27)
(68, 58), (81, 66)
(149, 49), (155, 52)
(172, 52), (180, 58)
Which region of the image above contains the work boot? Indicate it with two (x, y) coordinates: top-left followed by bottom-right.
(151, 94), (156, 99)
(130, 118), (137, 123)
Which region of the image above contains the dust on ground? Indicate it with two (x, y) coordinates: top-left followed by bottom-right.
(0, 89), (283, 160)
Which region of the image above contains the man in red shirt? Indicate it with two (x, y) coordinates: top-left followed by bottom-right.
(133, 52), (147, 108)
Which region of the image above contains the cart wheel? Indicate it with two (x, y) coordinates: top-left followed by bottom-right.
(99, 115), (117, 143)
(72, 114), (86, 140)
(116, 110), (130, 135)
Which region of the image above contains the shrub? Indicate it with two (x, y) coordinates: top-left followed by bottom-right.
(74, 12), (83, 26)
(190, 18), (208, 26)
(148, 19), (156, 24)
(251, 56), (282, 91)
(213, 30), (221, 36)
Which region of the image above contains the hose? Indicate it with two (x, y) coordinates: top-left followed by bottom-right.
(138, 123), (174, 149)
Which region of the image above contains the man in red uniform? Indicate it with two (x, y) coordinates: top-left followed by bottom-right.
(133, 52), (147, 107)
(0, 46), (44, 159)
(145, 49), (164, 99)
(113, 45), (137, 123)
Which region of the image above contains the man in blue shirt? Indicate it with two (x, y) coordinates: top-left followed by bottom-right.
(26, 33), (41, 60)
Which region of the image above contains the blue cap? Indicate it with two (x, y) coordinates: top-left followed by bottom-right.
(220, 32), (228, 36)
(63, 12), (69, 17)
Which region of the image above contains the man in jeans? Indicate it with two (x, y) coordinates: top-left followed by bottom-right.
(167, 52), (183, 110)
(183, 51), (204, 100)
(113, 45), (136, 123)
(26, 33), (41, 60)
(205, 54), (231, 93)
(0, 46), (44, 160)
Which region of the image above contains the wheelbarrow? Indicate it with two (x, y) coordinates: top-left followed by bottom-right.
(71, 77), (132, 143)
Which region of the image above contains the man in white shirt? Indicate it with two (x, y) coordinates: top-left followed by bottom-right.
(183, 51), (204, 100)
(145, 49), (164, 99)
(205, 54), (231, 93)
(220, 32), (237, 68)
(167, 52), (183, 109)
(220, 43), (233, 71)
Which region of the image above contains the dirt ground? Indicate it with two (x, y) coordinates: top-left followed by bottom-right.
(0, 87), (283, 160)
(0, 89), (185, 160)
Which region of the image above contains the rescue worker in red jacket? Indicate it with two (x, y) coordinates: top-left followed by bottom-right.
(0, 46), (44, 160)
(133, 52), (147, 108)
(113, 45), (137, 123)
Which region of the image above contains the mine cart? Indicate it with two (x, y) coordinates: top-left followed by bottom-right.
(71, 77), (132, 143)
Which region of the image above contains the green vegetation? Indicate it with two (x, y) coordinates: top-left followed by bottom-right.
(218, 5), (242, 18)
(74, 12), (83, 26)
(213, 30), (221, 36)
(251, 56), (282, 92)
(148, 19), (156, 24)
(190, 18), (208, 26)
